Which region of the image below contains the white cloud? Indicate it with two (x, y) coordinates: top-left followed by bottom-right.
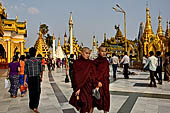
(28, 7), (40, 15)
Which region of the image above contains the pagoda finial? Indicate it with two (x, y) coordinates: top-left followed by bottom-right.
(93, 35), (96, 46)
(58, 37), (61, 46)
(64, 32), (67, 46)
(53, 33), (55, 40)
(16, 16), (18, 21)
(104, 33), (106, 42)
(69, 12), (73, 25)
(96, 41), (99, 49)
(144, 3), (153, 35)
(157, 12), (163, 36)
(165, 20), (169, 38)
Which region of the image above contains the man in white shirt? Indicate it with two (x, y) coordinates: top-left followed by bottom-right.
(144, 51), (159, 87)
(110, 53), (119, 81)
(120, 52), (130, 79)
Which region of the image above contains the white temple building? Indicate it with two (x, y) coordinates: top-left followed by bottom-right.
(55, 37), (65, 59)
(90, 35), (98, 60)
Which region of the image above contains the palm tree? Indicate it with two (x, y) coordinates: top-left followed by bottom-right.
(40, 24), (49, 37)
(45, 34), (53, 48)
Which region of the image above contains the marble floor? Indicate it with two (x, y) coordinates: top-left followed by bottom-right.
(0, 66), (170, 113)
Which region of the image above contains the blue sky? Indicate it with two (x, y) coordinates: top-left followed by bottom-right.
(1, 0), (170, 48)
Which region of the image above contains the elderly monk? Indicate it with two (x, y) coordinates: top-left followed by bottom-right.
(69, 47), (99, 113)
(93, 46), (110, 113)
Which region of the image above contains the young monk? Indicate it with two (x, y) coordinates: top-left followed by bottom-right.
(69, 47), (100, 113)
(92, 46), (110, 113)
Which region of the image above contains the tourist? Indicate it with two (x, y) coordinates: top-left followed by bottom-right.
(92, 46), (110, 113)
(7, 56), (20, 98)
(142, 55), (147, 71)
(47, 57), (52, 72)
(110, 52), (119, 81)
(163, 52), (170, 82)
(69, 54), (74, 86)
(24, 47), (43, 113)
(120, 52), (130, 79)
(19, 55), (27, 97)
(144, 51), (159, 87)
(51, 58), (55, 71)
(41, 57), (45, 71)
(69, 47), (98, 113)
(156, 51), (162, 84)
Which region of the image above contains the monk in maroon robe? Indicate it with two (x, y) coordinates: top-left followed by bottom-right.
(69, 47), (98, 113)
(93, 46), (110, 113)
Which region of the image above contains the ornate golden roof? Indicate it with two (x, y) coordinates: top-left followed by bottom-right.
(34, 29), (49, 58)
(3, 16), (27, 37)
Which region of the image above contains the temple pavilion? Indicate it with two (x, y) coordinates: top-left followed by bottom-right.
(0, 3), (27, 68)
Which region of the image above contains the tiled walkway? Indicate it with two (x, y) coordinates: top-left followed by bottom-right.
(0, 67), (170, 113)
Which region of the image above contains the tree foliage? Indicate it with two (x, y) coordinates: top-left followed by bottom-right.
(40, 24), (49, 37)
(45, 34), (53, 48)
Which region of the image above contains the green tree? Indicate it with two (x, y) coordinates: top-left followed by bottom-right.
(40, 24), (49, 37)
(45, 34), (53, 48)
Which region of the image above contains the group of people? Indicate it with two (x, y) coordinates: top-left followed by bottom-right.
(69, 46), (110, 113)
(143, 51), (170, 87)
(7, 55), (28, 98)
(7, 47), (43, 113)
(46, 57), (66, 72)
(110, 52), (130, 81)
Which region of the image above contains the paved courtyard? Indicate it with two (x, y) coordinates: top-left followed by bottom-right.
(0, 66), (170, 113)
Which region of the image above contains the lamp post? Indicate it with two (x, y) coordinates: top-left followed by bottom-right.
(112, 4), (127, 52)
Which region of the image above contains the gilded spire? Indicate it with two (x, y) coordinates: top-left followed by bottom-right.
(157, 13), (163, 36)
(64, 32), (67, 46)
(96, 41), (99, 49)
(93, 35), (96, 46)
(144, 5), (154, 35)
(58, 37), (61, 46)
(104, 33), (106, 42)
(165, 20), (169, 38)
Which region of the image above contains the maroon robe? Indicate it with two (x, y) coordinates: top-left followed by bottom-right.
(93, 55), (110, 112)
(69, 56), (97, 113)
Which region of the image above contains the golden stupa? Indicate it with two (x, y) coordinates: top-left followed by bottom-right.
(34, 27), (49, 58)
(137, 5), (169, 61)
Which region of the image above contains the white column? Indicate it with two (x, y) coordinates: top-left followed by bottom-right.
(53, 38), (56, 59)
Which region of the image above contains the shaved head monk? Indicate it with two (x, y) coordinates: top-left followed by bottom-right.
(92, 46), (110, 113)
(69, 47), (99, 113)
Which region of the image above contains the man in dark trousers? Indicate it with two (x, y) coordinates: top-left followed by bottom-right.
(69, 54), (74, 86)
(156, 51), (162, 84)
(24, 47), (43, 113)
(120, 52), (130, 79)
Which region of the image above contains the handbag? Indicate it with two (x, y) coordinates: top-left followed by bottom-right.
(92, 88), (100, 100)
(5, 78), (10, 88)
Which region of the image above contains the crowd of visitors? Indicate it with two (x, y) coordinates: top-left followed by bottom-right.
(5, 45), (170, 113)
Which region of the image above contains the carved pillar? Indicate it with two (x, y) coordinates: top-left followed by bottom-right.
(20, 41), (24, 55)
(7, 40), (11, 63)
